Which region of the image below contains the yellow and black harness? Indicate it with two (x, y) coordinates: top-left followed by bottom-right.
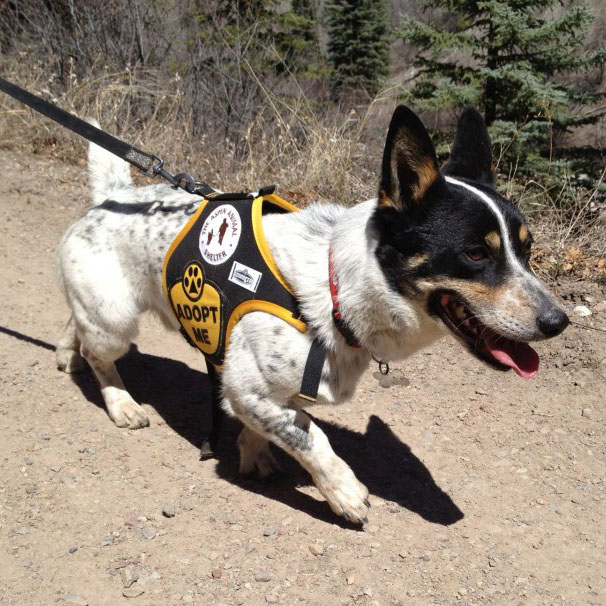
(163, 187), (327, 401)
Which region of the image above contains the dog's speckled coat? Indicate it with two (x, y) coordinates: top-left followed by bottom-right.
(56, 108), (568, 523)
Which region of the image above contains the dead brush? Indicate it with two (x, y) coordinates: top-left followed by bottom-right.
(0, 56), (384, 206)
(512, 171), (606, 282)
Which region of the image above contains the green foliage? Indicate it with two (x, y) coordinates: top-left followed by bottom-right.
(326, 0), (390, 97)
(399, 0), (605, 127)
(399, 0), (605, 205)
(193, 1), (322, 78)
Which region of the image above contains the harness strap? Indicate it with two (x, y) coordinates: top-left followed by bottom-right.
(298, 337), (328, 402)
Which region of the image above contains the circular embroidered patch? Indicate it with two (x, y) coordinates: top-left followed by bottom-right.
(199, 204), (241, 265)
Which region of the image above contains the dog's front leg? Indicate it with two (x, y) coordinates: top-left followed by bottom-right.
(226, 394), (370, 524)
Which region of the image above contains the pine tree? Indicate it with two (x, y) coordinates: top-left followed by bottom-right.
(274, 0), (323, 77)
(398, 0), (605, 129)
(399, 1), (606, 204)
(326, 0), (390, 97)
(194, 1), (320, 78)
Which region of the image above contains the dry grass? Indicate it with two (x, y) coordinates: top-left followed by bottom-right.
(1, 58), (604, 281)
(0, 58), (381, 206)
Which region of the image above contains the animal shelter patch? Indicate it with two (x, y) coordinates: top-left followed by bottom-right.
(199, 204), (241, 265)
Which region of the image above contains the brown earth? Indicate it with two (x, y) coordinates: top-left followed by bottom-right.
(0, 149), (605, 606)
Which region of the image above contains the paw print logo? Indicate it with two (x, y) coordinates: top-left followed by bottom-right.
(183, 262), (204, 302)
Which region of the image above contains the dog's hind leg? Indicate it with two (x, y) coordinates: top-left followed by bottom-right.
(80, 345), (150, 429)
(56, 314), (86, 373)
(70, 305), (149, 429)
(237, 426), (281, 478)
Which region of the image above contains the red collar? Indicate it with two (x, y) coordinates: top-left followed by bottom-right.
(329, 248), (362, 348)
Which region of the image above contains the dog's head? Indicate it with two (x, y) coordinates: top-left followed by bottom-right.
(372, 106), (569, 378)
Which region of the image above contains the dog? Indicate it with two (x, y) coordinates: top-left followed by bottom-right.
(56, 106), (569, 524)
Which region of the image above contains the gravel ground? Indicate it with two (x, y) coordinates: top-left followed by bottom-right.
(0, 149), (605, 606)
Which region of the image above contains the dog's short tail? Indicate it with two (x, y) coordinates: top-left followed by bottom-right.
(87, 119), (133, 206)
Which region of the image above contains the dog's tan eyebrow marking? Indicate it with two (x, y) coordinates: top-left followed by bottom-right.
(407, 253), (428, 269)
(519, 224), (529, 244)
(484, 231), (501, 253)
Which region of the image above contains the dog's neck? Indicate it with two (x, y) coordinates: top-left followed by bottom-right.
(331, 200), (444, 361)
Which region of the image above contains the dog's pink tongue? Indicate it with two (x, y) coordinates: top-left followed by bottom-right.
(484, 334), (539, 379)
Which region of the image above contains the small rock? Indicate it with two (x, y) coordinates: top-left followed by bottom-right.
(255, 570), (272, 582)
(162, 504), (176, 518)
(583, 295), (596, 305)
(346, 575), (355, 585)
(363, 587), (373, 597)
(120, 567), (139, 588)
(141, 527), (156, 540)
(211, 568), (222, 579)
(582, 408), (592, 419)
(458, 588), (468, 596)
(25, 485), (37, 495)
(420, 552), (431, 562)
(309, 543), (324, 556)
(593, 301), (606, 313)
(488, 559), (497, 567)
(122, 584), (145, 598)
(573, 305), (592, 317)
(262, 526), (277, 537)
(265, 595), (279, 604)
(181, 591), (195, 603)
(69, 546), (78, 554)
(65, 595), (88, 606)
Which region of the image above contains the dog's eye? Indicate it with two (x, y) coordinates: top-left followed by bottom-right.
(465, 247), (487, 262)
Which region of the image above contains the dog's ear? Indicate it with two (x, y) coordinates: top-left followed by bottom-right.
(442, 107), (495, 187)
(378, 106), (441, 212)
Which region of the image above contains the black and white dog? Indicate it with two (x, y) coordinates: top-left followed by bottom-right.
(56, 106), (568, 523)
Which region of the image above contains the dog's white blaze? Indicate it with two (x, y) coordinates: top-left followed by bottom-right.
(444, 176), (532, 282)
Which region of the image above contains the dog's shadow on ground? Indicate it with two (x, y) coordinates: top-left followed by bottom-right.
(69, 343), (464, 527)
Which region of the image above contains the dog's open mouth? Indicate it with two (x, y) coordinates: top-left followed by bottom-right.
(435, 293), (539, 379)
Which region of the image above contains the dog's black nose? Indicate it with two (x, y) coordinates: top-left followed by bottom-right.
(537, 307), (569, 337)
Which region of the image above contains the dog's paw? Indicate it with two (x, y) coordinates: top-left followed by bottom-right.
(108, 399), (150, 430)
(237, 429), (281, 479)
(56, 348), (87, 373)
(314, 464), (370, 525)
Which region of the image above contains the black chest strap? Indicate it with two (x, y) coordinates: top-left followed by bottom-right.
(298, 337), (328, 402)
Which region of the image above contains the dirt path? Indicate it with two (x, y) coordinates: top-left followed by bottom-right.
(0, 149), (605, 606)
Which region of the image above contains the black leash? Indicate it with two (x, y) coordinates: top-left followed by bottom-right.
(1, 76), (331, 437)
(0, 76), (214, 197)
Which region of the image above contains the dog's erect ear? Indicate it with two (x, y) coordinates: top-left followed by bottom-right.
(442, 107), (495, 187)
(378, 106), (441, 211)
